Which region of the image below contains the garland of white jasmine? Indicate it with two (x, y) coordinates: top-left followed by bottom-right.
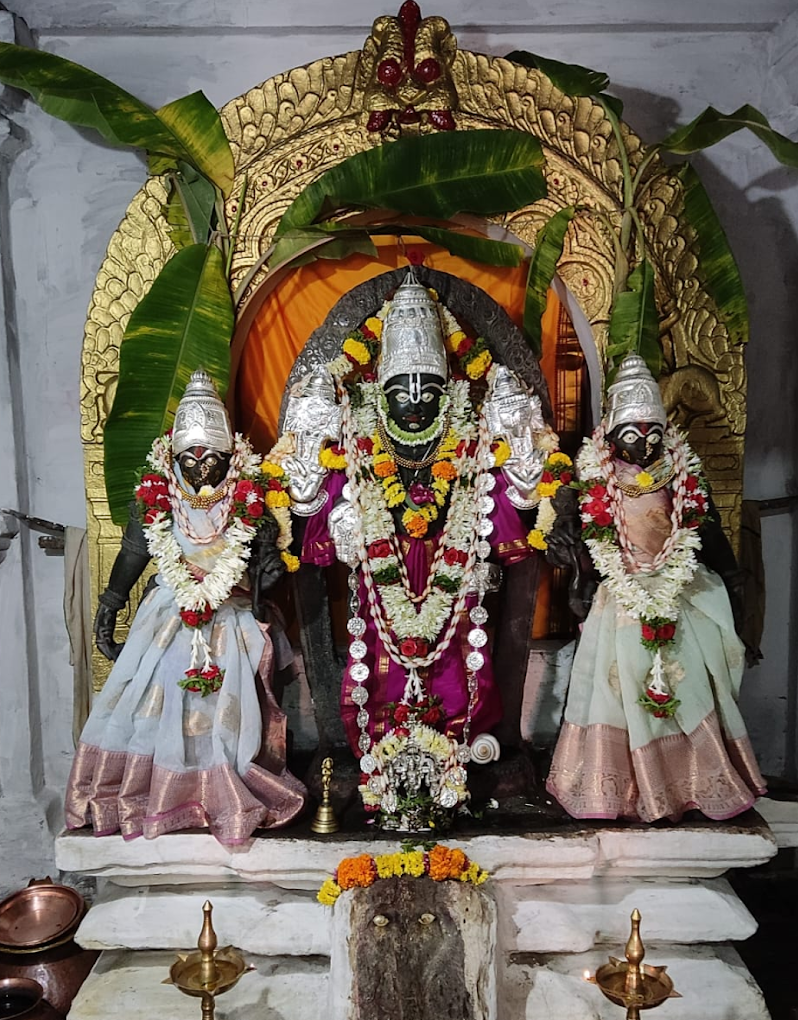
(135, 432), (295, 695)
(577, 423), (711, 716)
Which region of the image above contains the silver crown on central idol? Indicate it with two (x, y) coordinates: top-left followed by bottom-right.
(377, 268), (449, 385)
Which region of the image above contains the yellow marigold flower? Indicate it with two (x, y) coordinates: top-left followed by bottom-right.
(527, 529), (548, 551)
(265, 490), (291, 508)
(537, 480), (561, 499)
(371, 432), (382, 455)
(636, 470), (655, 487)
(445, 328), (467, 353)
(376, 853), (400, 879)
(465, 349), (492, 380)
(491, 439), (511, 467)
(548, 451), (572, 466)
(319, 446), (347, 470)
(365, 316), (383, 338)
(317, 878), (342, 906)
(404, 851), (426, 877)
(280, 551), (300, 572)
(384, 482), (405, 507)
(342, 337), (371, 365)
(261, 459), (283, 478)
(418, 504), (438, 523)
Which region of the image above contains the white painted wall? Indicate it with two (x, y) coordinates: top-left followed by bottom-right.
(0, 0), (796, 887)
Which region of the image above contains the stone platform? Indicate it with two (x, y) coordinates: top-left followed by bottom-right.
(55, 813), (779, 1019)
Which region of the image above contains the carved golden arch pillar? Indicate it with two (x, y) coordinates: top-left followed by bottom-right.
(80, 13), (745, 685)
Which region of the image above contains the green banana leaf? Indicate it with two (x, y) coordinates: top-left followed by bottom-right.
(523, 206), (575, 355)
(275, 130), (547, 237)
(677, 164), (749, 346)
(103, 244), (234, 524)
(394, 225), (525, 266)
(0, 43), (234, 193)
(661, 105), (798, 167)
(269, 228), (377, 271)
(606, 258), (661, 379)
(172, 162), (218, 245)
(506, 50), (623, 118)
(162, 179), (193, 250)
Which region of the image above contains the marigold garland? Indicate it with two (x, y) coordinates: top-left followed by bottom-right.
(317, 845), (489, 905)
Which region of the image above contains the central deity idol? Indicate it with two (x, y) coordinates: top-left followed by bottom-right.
(276, 269), (559, 822)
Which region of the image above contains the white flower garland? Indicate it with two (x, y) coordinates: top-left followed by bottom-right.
(577, 426), (705, 623)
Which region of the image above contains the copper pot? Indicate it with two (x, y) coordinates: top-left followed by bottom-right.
(0, 977), (43, 1018)
(0, 882), (83, 952)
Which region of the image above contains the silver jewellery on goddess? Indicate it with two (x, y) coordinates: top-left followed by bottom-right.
(483, 365), (546, 506)
(377, 268), (449, 386)
(605, 354), (667, 434)
(172, 370), (234, 456)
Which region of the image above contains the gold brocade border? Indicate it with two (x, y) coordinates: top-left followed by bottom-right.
(80, 26), (744, 687)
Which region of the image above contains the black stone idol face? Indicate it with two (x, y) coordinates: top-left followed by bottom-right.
(607, 421), (664, 468)
(384, 373), (446, 433)
(177, 447), (232, 490)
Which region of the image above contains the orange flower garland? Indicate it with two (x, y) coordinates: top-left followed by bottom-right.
(317, 845), (489, 906)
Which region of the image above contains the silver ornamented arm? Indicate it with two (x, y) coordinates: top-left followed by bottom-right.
(482, 365), (547, 508)
(281, 367), (344, 516)
(327, 485), (360, 568)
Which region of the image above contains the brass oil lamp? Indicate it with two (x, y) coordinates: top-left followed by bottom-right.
(165, 901), (250, 1020)
(587, 909), (681, 1020)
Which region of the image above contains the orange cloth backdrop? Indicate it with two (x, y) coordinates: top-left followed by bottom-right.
(233, 235), (562, 636)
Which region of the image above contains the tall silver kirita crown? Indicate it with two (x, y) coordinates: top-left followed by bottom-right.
(377, 268), (449, 385)
(172, 370), (234, 455)
(605, 354), (667, 434)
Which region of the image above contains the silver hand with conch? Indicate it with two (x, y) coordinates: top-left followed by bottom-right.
(328, 483), (360, 568)
(281, 367), (343, 515)
(482, 365), (546, 508)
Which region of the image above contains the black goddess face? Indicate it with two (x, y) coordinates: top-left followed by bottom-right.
(607, 421), (664, 468)
(176, 446), (232, 491)
(383, 373), (446, 435)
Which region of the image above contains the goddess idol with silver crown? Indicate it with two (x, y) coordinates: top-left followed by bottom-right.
(275, 269), (561, 823)
(546, 354), (765, 822)
(65, 371), (307, 844)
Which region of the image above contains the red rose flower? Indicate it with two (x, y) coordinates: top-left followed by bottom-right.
(656, 623), (676, 642)
(139, 487), (157, 507)
(141, 473), (162, 483)
(393, 726), (410, 738)
(361, 325), (375, 340)
(594, 510), (613, 526)
(458, 337), (474, 355)
(181, 610), (200, 628)
(199, 604), (213, 622)
(641, 624), (656, 642)
(456, 440), (467, 457)
(185, 684), (201, 693)
(235, 479), (255, 497)
(393, 703), (410, 724)
(588, 484), (607, 500)
(368, 539), (392, 559)
(684, 475), (698, 491)
(654, 710), (667, 718)
(155, 495), (170, 511)
(586, 499), (607, 519)
(143, 508), (159, 524)
(362, 371), (376, 383)
(443, 547), (467, 567)
(420, 707), (442, 726)
(646, 688), (672, 705)
(184, 668), (200, 678)
(560, 471), (573, 484)
(242, 517), (253, 528)
(686, 517), (701, 529)
(357, 437), (374, 454)
(247, 502), (264, 518)
(399, 638), (419, 657)
(267, 478), (283, 491)
(541, 471), (554, 484)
